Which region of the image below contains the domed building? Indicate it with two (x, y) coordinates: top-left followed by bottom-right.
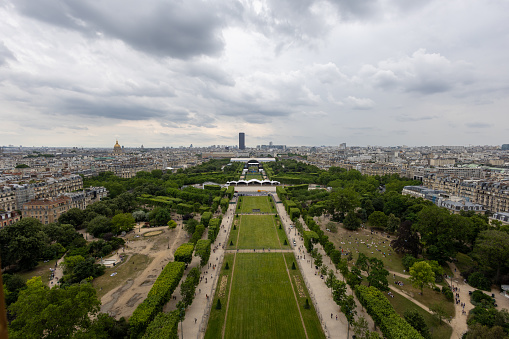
(113, 140), (122, 155)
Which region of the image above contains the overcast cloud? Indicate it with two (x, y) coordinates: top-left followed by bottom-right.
(0, 0), (508, 147)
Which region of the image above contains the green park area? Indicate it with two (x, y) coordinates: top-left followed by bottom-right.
(245, 173), (263, 180)
(385, 291), (453, 339)
(238, 195), (274, 214)
(230, 215), (282, 249)
(205, 253), (325, 339)
(322, 223), (406, 274)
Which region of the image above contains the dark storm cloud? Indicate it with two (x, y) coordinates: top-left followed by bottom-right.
(0, 41), (16, 66)
(14, 0), (229, 59)
(56, 97), (189, 122)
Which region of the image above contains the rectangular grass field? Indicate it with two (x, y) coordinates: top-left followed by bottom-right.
(240, 196), (273, 213)
(224, 253), (308, 339)
(237, 215), (281, 249)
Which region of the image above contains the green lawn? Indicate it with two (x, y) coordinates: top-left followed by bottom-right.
(384, 290), (453, 339)
(245, 173), (263, 180)
(325, 226), (406, 274)
(205, 254), (235, 339)
(240, 196), (273, 213)
(18, 258), (60, 282)
(390, 276), (455, 319)
(223, 253), (322, 339)
(284, 253), (326, 339)
(236, 215), (281, 249)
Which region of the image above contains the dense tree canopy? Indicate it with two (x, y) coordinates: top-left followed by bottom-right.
(9, 277), (100, 339)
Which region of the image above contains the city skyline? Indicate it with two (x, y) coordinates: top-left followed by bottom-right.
(1, 1), (508, 148)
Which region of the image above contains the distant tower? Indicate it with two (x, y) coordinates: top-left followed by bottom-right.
(239, 132), (245, 150)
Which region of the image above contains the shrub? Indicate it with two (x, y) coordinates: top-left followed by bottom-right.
(471, 290), (494, 306)
(225, 262), (229, 270)
(216, 299), (222, 310)
(174, 243), (195, 264)
(292, 262), (296, 270)
(304, 299), (310, 309)
(468, 272), (492, 291)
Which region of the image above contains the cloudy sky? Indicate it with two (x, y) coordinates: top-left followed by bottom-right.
(0, 0), (508, 148)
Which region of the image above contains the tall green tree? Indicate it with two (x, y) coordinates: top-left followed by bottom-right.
(391, 220), (420, 257)
(409, 261), (435, 295)
(473, 230), (509, 283)
(0, 218), (48, 269)
(8, 277), (100, 339)
(368, 211), (388, 229)
(110, 213), (135, 234)
(58, 208), (85, 228)
(415, 206), (455, 264)
(343, 211), (361, 230)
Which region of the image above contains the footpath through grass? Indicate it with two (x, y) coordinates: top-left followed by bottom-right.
(385, 290), (453, 339)
(390, 276), (455, 318)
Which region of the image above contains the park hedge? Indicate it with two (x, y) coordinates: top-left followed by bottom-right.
(195, 239), (211, 266)
(355, 285), (423, 339)
(226, 186), (234, 199)
(142, 310), (180, 339)
(303, 230), (319, 252)
(289, 207), (301, 220)
(129, 262), (185, 338)
(176, 203), (193, 215)
(287, 184), (309, 191)
(201, 212), (212, 227)
(208, 218), (221, 242)
(174, 243), (195, 264)
(204, 184), (221, 190)
(190, 224), (205, 245)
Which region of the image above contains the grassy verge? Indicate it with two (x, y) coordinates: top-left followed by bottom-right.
(92, 253), (152, 299)
(284, 253), (326, 339)
(204, 253), (235, 339)
(226, 217), (240, 250)
(384, 290), (453, 339)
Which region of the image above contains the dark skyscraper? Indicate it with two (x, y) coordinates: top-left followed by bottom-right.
(239, 132), (245, 150)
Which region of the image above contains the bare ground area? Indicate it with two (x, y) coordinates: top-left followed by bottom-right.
(99, 222), (190, 319)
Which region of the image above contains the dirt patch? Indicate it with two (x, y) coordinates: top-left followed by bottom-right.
(143, 230), (163, 237)
(126, 293), (144, 307)
(140, 279), (155, 287)
(101, 279), (134, 314)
